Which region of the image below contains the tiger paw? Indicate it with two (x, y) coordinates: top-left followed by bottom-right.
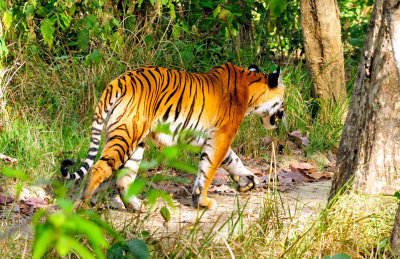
(122, 195), (145, 212)
(231, 174), (256, 192)
(192, 190), (217, 209)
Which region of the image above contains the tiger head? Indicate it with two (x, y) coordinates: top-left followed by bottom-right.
(246, 65), (285, 130)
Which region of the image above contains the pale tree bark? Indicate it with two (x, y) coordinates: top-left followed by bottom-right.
(300, 0), (346, 102)
(329, 0), (400, 199)
(386, 0), (400, 256)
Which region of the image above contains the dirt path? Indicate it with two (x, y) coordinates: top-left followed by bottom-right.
(1, 153), (334, 244)
(106, 179), (332, 241)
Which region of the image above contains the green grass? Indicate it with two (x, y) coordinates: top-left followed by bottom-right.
(0, 31), (364, 258)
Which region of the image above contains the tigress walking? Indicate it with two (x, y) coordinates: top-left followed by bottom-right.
(61, 63), (285, 210)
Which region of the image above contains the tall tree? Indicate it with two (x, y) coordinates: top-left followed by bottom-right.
(300, 0), (346, 102)
(329, 0), (400, 199)
(386, 0), (400, 255)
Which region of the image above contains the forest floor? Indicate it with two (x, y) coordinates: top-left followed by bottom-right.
(0, 152), (335, 242)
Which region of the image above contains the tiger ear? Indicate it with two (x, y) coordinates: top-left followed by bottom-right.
(268, 66), (280, 88)
(248, 64), (260, 73)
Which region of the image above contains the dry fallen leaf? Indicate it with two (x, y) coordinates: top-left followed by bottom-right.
(261, 136), (271, 147)
(278, 171), (308, 182)
(289, 130), (310, 147)
(289, 161), (333, 181)
(249, 168), (263, 176)
(0, 194), (14, 205)
(23, 197), (47, 209)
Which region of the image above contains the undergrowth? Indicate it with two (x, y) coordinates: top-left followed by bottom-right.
(0, 14), (361, 259)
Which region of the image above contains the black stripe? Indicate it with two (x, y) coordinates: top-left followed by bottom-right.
(82, 162), (90, 170)
(77, 169), (84, 178)
(174, 90), (184, 121)
(200, 152), (211, 163)
(222, 154), (232, 165)
(163, 105), (173, 121)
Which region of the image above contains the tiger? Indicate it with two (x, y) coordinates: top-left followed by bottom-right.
(61, 63), (285, 210)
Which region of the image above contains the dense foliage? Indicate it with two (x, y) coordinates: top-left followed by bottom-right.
(2, 0), (371, 68)
(0, 0), (377, 258)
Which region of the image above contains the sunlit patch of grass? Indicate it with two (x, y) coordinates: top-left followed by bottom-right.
(136, 189), (395, 258)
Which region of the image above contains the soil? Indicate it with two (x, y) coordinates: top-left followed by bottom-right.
(0, 153), (334, 242)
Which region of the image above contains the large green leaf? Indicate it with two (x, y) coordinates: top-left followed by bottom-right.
(269, 0), (287, 18)
(40, 18), (55, 47)
(85, 14), (97, 29)
(126, 239), (149, 259)
(160, 206), (171, 222)
(77, 29), (89, 50)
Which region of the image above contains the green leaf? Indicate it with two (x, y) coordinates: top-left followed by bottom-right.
(213, 5), (221, 18)
(0, 0), (6, 11)
(144, 34), (155, 45)
(394, 191), (400, 200)
(269, 0), (287, 18)
(3, 10), (12, 29)
(163, 146), (179, 160)
(56, 235), (71, 256)
(86, 49), (102, 65)
(168, 161), (197, 174)
(126, 239), (149, 259)
(106, 243), (126, 259)
(25, 4), (35, 16)
(2, 168), (29, 181)
(139, 160), (158, 170)
(125, 178), (146, 200)
(154, 123), (172, 134)
(160, 206), (171, 222)
(58, 13), (72, 30)
(57, 198), (74, 213)
(85, 14), (97, 29)
(347, 38), (364, 47)
(32, 226), (55, 259)
(125, 16), (136, 32)
(147, 190), (174, 207)
(77, 29), (89, 50)
(41, 18), (55, 47)
(66, 236), (96, 259)
(109, 31), (123, 53)
(36, 6), (48, 17)
(48, 213), (67, 228)
(70, 216), (109, 248)
(172, 23), (181, 40)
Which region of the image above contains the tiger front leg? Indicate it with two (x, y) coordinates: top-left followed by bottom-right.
(221, 148), (256, 192)
(192, 133), (234, 209)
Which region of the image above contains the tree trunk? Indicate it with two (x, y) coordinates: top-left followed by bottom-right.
(385, 0), (400, 256)
(329, 0), (400, 198)
(300, 0), (346, 102)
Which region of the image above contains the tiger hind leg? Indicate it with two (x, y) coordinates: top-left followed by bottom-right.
(79, 140), (133, 207)
(116, 142), (145, 211)
(220, 148), (256, 193)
